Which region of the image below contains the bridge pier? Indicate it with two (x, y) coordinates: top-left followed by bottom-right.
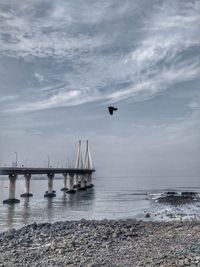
(3, 174), (20, 204)
(73, 174), (80, 189)
(67, 174), (76, 194)
(87, 174), (94, 188)
(44, 173), (56, 197)
(21, 174), (33, 197)
(79, 175), (87, 191)
(61, 173), (68, 191)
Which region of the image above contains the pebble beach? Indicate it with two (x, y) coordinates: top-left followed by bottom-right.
(1, 219), (200, 266)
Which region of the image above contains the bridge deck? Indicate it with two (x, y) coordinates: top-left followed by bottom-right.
(0, 167), (95, 176)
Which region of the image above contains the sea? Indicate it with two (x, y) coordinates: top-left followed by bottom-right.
(1, 175), (200, 232)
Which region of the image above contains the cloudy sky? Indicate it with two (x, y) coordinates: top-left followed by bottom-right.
(0, 0), (200, 178)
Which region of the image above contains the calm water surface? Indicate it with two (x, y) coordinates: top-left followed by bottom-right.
(1, 175), (200, 232)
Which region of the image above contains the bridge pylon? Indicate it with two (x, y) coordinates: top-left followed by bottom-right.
(84, 140), (94, 188)
(84, 140), (93, 170)
(74, 140), (86, 190)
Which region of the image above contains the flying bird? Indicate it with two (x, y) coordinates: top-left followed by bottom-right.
(107, 106), (118, 115)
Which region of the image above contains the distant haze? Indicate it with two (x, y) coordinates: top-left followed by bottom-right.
(0, 0), (200, 180)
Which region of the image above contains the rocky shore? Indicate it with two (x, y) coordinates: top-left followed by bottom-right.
(1, 219), (200, 266)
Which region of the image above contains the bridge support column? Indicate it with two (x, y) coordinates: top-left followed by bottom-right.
(44, 173), (56, 198)
(21, 174), (33, 197)
(73, 174), (80, 189)
(67, 174), (76, 194)
(61, 173), (68, 191)
(87, 174), (94, 188)
(3, 174), (20, 204)
(79, 175), (87, 191)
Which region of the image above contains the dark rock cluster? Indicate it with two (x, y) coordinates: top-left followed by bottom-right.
(156, 191), (199, 205)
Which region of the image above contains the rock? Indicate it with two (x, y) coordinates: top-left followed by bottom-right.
(112, 232), (118, 238)
(1, 220), (200, 266)
(184, 258), (190, 265)
(181, 192), (198, 196)
(65, 260), (73, 265)
(156, 192), (197, 205)
(145, 213), (151, 218)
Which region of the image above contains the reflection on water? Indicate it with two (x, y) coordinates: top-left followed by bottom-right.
(0, 178), (96, 232)
(4, 189), (95, 231)
(7, 205), (15, 228)
(1, 175), (200, 232)
(21, 198), (31, 225)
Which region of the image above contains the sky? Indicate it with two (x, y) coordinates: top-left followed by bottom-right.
(0, 0), (200, 179)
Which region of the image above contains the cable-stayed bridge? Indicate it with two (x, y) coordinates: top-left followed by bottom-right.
(0, 140), (95, 204)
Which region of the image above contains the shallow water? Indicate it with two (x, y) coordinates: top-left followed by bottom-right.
(0, 175), (200, 232)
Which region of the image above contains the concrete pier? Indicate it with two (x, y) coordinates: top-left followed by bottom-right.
(67, 174), (76, 194)
(44, 173), (56, 197)
(21, 174), (33, 197)
(61, 173), (68, 191)
(87, 174), (94, 188)
(79, 175), (87, 191)
(3, 174), (20, 204)
(73, 174), (80, 189)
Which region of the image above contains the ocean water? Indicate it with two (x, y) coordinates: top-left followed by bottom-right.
(0, 175), (200, 232)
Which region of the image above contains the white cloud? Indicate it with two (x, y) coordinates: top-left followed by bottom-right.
(5, 88), (103, 113)
(0, 0), (199, 113)
(34, 73), (45, 84)
(0, 95), (17, 103)
(188, 99), (200, 111)
(106, 59), (200, 103)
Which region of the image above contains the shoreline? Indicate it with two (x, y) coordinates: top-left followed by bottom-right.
(1, 219), (200, 266)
